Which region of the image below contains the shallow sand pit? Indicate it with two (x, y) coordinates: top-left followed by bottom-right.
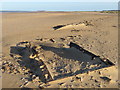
(9, 39), (115, 83)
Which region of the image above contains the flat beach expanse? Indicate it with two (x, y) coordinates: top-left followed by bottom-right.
(2, 11), (118, 88)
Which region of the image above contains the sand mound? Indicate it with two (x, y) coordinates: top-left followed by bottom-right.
(53, 21), (93, 30)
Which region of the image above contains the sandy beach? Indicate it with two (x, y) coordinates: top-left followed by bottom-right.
(2, 11), (118, 88)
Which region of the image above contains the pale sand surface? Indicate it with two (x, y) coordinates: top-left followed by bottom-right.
(2, 12), (118, 88)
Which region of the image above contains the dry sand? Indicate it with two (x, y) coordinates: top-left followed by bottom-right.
(2, 11), (118, 88)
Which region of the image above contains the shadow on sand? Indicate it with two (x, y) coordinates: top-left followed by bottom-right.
(10, 46), (49, 83)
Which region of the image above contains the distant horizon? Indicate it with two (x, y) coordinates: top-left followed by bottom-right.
(0, 10), (118, 12)
(1, 2), (118, 11)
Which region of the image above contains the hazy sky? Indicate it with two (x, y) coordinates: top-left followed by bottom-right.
(1, 0), (119, 2)
(1, 2), (118, 11)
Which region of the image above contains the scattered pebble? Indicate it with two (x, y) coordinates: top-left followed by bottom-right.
(58, 82), (64, 86)
(100, 76), (111, 82)
(40, 65), (45, 69)
(60, 38), (65, 41)
(49, 39), (55, 43)
(32, 75), (36, 79)
(19, 85), (24, 88)
(94, 79), (99, 83)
